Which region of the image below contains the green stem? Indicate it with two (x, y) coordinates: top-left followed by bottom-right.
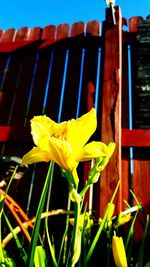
(106, 231), (112, 267)
(58, 198), (71, 265)
(0, 214), (4, 264)
(0, 167), (18, 265)
(26, 161), (54, 267)
(45, 215), (58, 267)
(137, 214), (149, 267)
(79, 183), (90, 198)
(84, 180), (120, 266)
(3, 211), (27, 262)
(70, 201), (81, 267)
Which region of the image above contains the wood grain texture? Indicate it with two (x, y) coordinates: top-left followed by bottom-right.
(99, 6), (122, 216)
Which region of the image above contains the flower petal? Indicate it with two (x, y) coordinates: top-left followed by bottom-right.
(31, 115), (67, 147)
(78, 141), (110, 162)
(22, 147), (51, 165)
(65, 108), (97, 155)
(112, 236), (128, 267)
(48, 137), (77, 171)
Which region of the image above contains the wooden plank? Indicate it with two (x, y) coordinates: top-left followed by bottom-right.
(0, 40), (40, 52)
(26, 49), (53, 120)
(121, 149), (130, 209)
(2, 127), (150, 148)
(15, 27), (29, 40)
(0, 31), (16, 155)
(0, 28), (16, 42)
(128, 16), (143, 32)
(0, 126), (31, 142)
(99, 6), (122, 216)
(121, 34), (131, 207)
(86, 20), (100, 36)
(27, 27), (42, 41)
(133, 148), (150, 214)
(56, 24), (70, 40)
(0, 59), (21, 127)
(8, 51), (38, 126)
(122, 129), (150, 146)
(0, 27), (41, 52)
(8, 27), (44, 127)
(59, 39), (84, 120)
(0, 54), (10, 113)
(0, 30), (3, 39)
(0, 29), (41, 156)
(71, 22), (85, 36)
(43, 44), (68, 121)
(0, 29), (16, 117)
(122, 43), (129, 128)
(41, 25), (56, 40)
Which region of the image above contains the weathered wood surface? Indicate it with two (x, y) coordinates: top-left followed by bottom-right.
(97, 6), (122, 216)
(0, 21), (100, 52)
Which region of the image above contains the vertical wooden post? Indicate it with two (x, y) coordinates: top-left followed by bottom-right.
(99, 6), (122, 216)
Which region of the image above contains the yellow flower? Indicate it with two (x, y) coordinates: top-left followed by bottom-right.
(69, 212), (93, 230)
(22, 109), (110, 186)
(107, 203), (115, 221)
(106, 203), (115, 228)
(112, 235), (128, 267)
(117, 211), (132, 227)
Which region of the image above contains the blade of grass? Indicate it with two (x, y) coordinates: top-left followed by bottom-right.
(45, 213), (58, 267)
(34, 246), (46, 267)
(137, 214), (149, 267)
(0, 209), (4, 265)
(3, 211), (27, 262)
(84, 180), (120, 266)
(125, 210), (138, 262)
(58, 198), (71, 266)
(26, 161), (54, 267)
(0, 166), (18, 266)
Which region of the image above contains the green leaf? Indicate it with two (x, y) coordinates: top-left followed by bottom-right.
(34, 246), (46, 267)
(2, 249), (16, 267)
(137, 215), (149, 267)
(84, 180), (120, 266)
(26, 161), (54, 267)
(3, 211), (27, 262)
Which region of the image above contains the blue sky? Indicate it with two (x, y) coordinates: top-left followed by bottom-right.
(0, 0), (149, 30)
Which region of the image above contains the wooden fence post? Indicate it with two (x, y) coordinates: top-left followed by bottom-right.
(99, 6), (122, 216)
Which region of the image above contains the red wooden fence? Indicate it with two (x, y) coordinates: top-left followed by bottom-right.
(0, 6), (150, 227)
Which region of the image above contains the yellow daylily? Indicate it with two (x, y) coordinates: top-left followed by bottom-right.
(69, 212), (93, 230)
(22, 108), (110, 185)
(106, 203), (115, 228)
(112, 235), (128, 267)
(117, 211), (132, 227)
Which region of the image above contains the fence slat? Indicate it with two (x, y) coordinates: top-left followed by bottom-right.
(71, 22), (85, 37)
(128, 16), (143, 32)
(0, 28), (16, 42)
(41, 25), (56, 40)
(86, 20), (100, 36)
(56, 24), (70, 40)
(133, 150), (150, 213)
(15, 27), (29, 41)
(26, 50), (53, 119)
(99, 6), (122, 216)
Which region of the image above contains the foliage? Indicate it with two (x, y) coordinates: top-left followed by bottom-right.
(0, 108), (150, 267)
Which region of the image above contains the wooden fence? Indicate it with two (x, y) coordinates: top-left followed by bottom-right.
(0, 6), (150, 229)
